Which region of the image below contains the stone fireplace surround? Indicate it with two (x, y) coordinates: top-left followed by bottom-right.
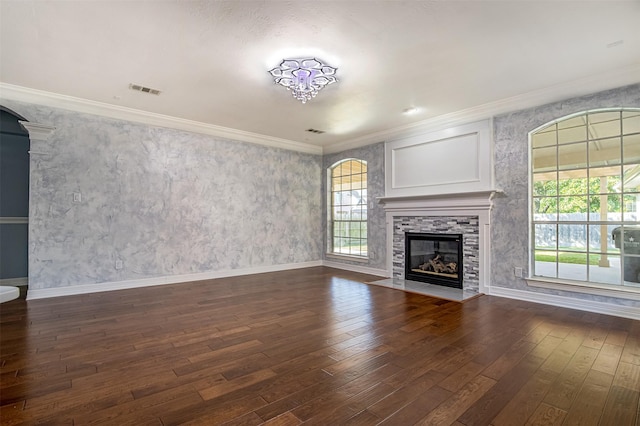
(396, 216), (478, 292)
(378, 191), (497, 295)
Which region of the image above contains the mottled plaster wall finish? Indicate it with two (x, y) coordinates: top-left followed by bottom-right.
(492, 83), (640, 307)
(3, 100), (322, 290)
(322, 143), (386, 271)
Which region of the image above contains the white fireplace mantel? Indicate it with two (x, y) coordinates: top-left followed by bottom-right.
(377, 189), (502, 214)
(378, 189), (502, 294)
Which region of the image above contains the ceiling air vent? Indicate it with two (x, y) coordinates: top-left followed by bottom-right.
(129, 83), (161, 95)
(306, 128), (325, 134)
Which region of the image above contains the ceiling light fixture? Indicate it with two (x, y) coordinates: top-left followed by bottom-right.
(269, 58), (337, 104)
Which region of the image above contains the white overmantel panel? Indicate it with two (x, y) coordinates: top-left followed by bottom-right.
(385, 119), (493, 197)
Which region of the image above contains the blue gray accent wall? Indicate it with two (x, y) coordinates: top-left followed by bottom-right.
(322, 143), (386, 270)
(2, 100), (322, 291)
(492, 83), (640, 307)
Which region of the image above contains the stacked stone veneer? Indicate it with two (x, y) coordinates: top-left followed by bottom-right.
(393, 216), (480, 293)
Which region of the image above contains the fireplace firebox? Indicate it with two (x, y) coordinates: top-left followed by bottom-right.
(405, 232), (463, 289)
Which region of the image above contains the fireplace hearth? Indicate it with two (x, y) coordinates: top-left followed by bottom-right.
(405, 232), (463, 289)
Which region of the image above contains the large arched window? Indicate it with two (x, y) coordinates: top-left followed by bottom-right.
(531, 108), (640, 290)
(329, 159), (367, 257)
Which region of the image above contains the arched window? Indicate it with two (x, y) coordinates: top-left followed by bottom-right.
(329, 159), (368, 257)
(531, 108), (640, 289)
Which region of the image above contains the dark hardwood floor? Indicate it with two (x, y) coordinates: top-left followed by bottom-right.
(1, 266), (639, 425)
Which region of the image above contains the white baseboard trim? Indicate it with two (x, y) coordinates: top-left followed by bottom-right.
(0, 277), (28, 287)
(26, 261), (323, 300)
(322, 260), (389, 278)
(487, 286), (640, 320)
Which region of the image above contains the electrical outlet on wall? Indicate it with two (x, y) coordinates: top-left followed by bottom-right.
(72, 192), (82, 203)
(514, 267), (523, 278)
(115, 259), (123, 270)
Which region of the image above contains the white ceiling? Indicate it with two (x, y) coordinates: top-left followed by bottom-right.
(1, 0), (639, 153)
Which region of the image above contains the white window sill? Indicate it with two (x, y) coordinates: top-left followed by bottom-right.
(326, 253), (369, 263)
(526, 276), (640, 301)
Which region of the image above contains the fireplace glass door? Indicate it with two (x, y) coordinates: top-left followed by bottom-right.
(405, 232), (463, 289)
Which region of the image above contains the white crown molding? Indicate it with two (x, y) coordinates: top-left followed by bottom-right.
(3, 63), (638, 157)
(0, 83), (322, 155)
(488, 286), (640, 320)
(26, 260), (323, 300)
(323, 63), (640, 154)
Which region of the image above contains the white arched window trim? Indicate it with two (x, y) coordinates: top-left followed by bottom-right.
(527, 108), (640, 300)
(328, 158), (368, 258)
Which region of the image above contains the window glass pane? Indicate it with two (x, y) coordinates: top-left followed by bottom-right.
(558, 224), (587, 251)
(352, 222), (362, 239)
(589, 224), (617, 252)
(557, 118), (587, 144)
(558, 172), (587, 196)
(535, 224), (557, 250)
(557, 116), (584, 130)
(533, 197), (557, 220)
(623, 194), (639, 222)
(558, 196), (587, 217)
(558, 143), (587, 170)
(622, 111), (640, 135)
(622, 164), (640, 193)
(588, 169), (621, 194)
(623, 134), (640, 164)
(589, 194), (621, 221)
(332, 176), (342, 190)
(589, 255), (621, 285)
(557, 251), (587, 281)
(534, 250), (557, 278)
(531, 126), (556, 148)
(589, 137), (621, 167)
(588, 111), (622, 139)
(622, 254), (640, 284)
(533, 173), (557, 196)
(532, 146), (557, 172)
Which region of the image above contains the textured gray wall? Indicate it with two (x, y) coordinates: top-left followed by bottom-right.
(492, 83), (640, 306)
(3, 100), (322, 290)
(322, 143), (386, 270)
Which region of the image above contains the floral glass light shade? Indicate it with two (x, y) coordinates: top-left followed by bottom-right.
(269, 58), (337, 103)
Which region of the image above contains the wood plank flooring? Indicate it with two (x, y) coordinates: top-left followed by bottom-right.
(1, 266), (639, 425)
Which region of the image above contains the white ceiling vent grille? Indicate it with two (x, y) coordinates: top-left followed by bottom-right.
(129, 83), (161, 95)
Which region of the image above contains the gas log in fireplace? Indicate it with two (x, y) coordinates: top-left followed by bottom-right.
(405, 232), (463, 289)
